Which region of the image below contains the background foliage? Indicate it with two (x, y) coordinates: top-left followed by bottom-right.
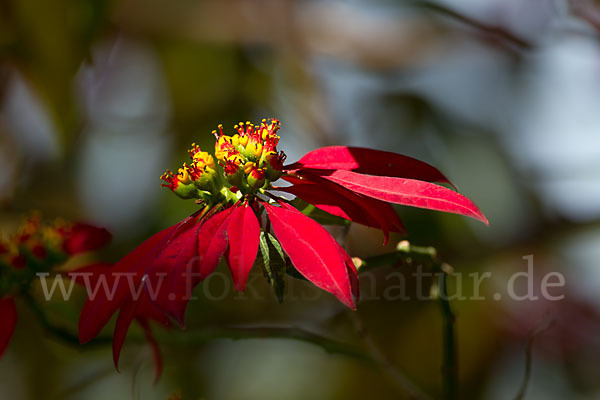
(1, 0), (600, 399)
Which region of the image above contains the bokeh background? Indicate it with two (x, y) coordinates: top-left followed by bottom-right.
(2, 0), (600, 399)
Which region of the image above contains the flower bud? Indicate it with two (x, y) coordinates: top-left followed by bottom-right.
(223, 154), (245, 186)
(161, 168), (199, 199)
(245, 140), (263, 160)
(215, 135), (236, 162)
(262, 151), (286, 181)
(244, 162), (266, 191)
(189, 161), (219, 193)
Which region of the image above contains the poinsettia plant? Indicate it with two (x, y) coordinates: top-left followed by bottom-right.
(0, 214), (111, 357)
(77, 118), (487, 377)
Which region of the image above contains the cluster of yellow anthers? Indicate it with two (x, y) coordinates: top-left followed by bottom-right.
(0, 214), (67, 270)
(161, 118), (286, 204)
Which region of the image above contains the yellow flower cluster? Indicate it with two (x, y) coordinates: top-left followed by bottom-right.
(161, 118), (287, 203)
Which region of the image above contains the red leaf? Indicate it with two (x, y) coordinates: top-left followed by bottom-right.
(312, 170), (488, 224)
(63, 223), (112, 255)
(280, 178), (406, 243)
(226, 204), (261, 291)
(78, 222), (182, 344)
(147, 218), (203, 326)
(138, 319), (163, 383)
(264, 203), (355, 309)
(286, 146), (454, 187)
(335, 241), (360, 302)
(112, 299), (138, 371)
(0, 297), (17, 357)
(197, 207), (235, 278)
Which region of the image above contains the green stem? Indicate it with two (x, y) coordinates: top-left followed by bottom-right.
(437, 265), (458, 400)
(357, 242), (459, 400)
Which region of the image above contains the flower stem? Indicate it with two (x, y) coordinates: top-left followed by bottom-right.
(347, 311), (433, 400)
(357, 242), (459, 400)
(437, 264), (457, 400)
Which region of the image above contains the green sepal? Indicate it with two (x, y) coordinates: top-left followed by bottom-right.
(259, 231), (286, 303)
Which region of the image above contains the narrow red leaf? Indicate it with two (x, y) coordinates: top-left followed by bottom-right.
(265, 203), (355, 309)
(138, 319), (163, 383)
(286, 146), (454, 187)
(112, 299), (138, 371)
(0, 297), (17, 357)
(334, 241), (360, 302)
(78, 221), (182, 344)
(280, 178), (406, 242)
(197, 207), (235, 278)
(147, 218), (203, 326)
(227, 204), (261, 291)
(312, 170), (488, 224)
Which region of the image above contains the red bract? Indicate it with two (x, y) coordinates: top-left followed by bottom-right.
(77, 118), (487, 377)
(73, 263), (170, 381)
(0, 215), (111, 359)
(62, 223), (112, 255)
(0, 297), (17, 357)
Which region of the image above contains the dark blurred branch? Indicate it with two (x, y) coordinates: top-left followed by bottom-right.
(347, 311), (433, 400)
(356, 241), (459, 400)
(24, 291), (113, 347)
(437, 263), (458, 400)
(570, 0), (600, 33)
(159, 325), (373, 362)
(513, 321), (554, 400)
(413, 1), (533, 50)
(25, 291), (373, 362)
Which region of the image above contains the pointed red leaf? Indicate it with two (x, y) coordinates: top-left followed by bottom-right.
(138, 319), (163, 383)
(264, 203), (354, 309)
(147, 218), (203, 326)
(227, 204), (261, 291)
(197, 207), (235, 278)
(334, 241), (360, 302)
(0, 297), (17, 357)
(113, 299), (138, 371)
(78, 221), (183, 344)
(283, 175), (406, 238)
(280, 178), (406, 243)
(286, 146), (454, 187)
(312, 170), (488, 224)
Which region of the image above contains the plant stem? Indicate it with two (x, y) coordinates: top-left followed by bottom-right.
(23, 295), (373, 363)
(347, 311), (432, 400)
(437, 265), (458, 400)
(513, 321), (554, 400)
(357, 242), (459, 400)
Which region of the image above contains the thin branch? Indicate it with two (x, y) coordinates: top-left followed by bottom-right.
(437, 263), (458, 400)
(513, 320), (554, 400)
(357, 241), (459, 400)
(413, 0), (533, 50)
(24, 295), (373, 364)
(347, 311), (433, 400)
(23, 292), (113, 347)
(160, 325), (374, 363)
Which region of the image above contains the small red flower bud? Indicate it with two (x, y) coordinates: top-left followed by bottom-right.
(161, 169), (199, 200)
(31, 244), (47, 259)
(10, 255), (26, 269)
(244, 162), (266, 190)
(222, 154), (245, 186)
